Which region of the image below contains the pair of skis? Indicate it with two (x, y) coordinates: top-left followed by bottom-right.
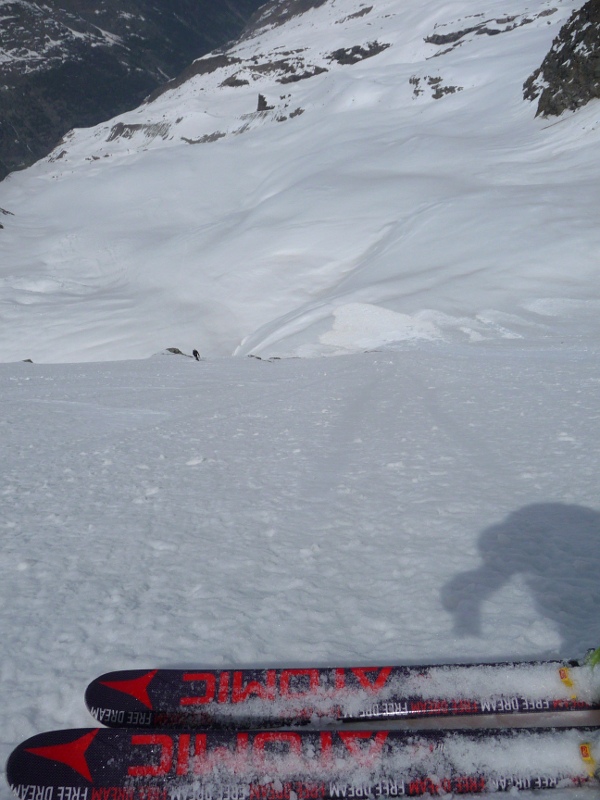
(7, 654), (600, 800)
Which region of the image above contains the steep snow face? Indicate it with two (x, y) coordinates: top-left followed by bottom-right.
(0, 0), (599, 363)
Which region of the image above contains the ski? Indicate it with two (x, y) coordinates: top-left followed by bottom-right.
(85, 658), (600, 729)
(7, 726), (600, 800)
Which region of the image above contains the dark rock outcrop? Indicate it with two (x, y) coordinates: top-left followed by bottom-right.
(329, 42), (390, 65)
(524, 0), (600, 116)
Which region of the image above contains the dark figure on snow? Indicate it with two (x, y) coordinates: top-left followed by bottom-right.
(193, 349), (200, 361)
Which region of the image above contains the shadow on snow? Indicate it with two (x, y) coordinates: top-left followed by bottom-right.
(441, 503), (600, 655)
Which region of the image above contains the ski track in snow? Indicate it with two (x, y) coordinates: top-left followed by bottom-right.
(1, 345), (600, 799)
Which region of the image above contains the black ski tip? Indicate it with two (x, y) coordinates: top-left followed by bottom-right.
(6, 729), (100, 790)
(85, 669), (159, 726)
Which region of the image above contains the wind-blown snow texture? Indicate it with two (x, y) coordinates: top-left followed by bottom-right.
(1, 0), (600, 798)
(2, 347), (600, 798)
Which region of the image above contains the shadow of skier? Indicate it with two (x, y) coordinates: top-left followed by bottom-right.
(441, 503), (600, 653)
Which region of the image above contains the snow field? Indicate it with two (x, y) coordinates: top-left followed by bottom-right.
(1, 343), (600, 800)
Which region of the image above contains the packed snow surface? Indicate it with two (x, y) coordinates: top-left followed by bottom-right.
(1, 0), (600, 796)
(2, 344), (600, 799)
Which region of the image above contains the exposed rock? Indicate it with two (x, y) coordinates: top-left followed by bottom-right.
(336, 7), (374, 25)
(258, 94), (275, 112)
(425, 9), (556, 57)
(278, 66), (328, 83)
(221, 75), (251, 88)
(107, 122), (171, 143)
(524, 0), (600, 116)
(410, 75), (463, 99)
(329, 42), (391, 65)
(182, 132), (227, 144)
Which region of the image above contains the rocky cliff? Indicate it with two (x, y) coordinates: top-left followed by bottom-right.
(524, 0), (600, 116)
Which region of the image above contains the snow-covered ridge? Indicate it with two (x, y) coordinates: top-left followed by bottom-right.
(43, 0), (567, 163)
(47, 0), (401, 162)
(0, 0), (599, 363)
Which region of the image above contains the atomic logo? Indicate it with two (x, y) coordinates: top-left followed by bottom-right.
(100, 670), (158, 709)
(26, 730), (99, 782)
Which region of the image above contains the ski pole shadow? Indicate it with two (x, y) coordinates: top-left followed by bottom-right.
(441, 503), (600, 655)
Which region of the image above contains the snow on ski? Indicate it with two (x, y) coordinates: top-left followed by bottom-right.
(7, 726), (600, 800)
(85, 659), (600, 729)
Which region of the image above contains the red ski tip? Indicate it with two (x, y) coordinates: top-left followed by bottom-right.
(100, 669), (158, 709)
(26, 729), (99, 782)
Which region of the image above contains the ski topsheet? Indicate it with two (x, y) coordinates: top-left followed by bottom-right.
(7, 726), (600, 800)
(85, 659), (600, 729)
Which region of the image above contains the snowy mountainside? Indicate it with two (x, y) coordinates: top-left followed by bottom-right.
(0, 0), (266, 174)
(1, 0), (600, 363)
(1, 3), (600, 792)
(41, 0), (566, 161)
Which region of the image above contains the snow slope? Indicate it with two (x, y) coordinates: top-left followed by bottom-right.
(1, 0), (600, 362)
(1, 344), (600, 800)
(2, 1), (600, 797)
